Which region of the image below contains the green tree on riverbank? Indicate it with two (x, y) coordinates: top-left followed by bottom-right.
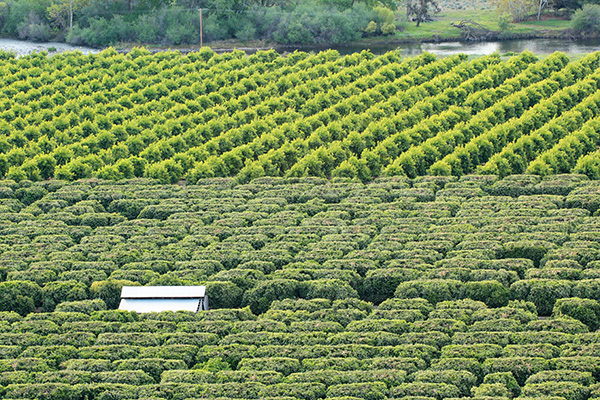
(0, 0), (399, 46)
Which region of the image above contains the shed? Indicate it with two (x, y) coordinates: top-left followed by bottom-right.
(118, 286), (208, 313)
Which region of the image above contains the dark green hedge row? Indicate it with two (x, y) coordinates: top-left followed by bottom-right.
(0, 175), (600, 318)
(0, 174), (598, 399)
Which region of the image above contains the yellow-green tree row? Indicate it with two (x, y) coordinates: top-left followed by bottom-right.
(1, 48), (600, 184)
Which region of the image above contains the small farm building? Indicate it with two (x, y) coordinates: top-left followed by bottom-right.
(118, 286), (209, 313)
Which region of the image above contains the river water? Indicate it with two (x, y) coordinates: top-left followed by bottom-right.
(277, 38), (600, 56)
(0, 38), (98, 56)
(2, 37), (600, 57)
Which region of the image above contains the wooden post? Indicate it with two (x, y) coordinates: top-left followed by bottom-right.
(199, 8), (203, 48)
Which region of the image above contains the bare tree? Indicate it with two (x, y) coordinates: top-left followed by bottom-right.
(407, 0), (440, 26)
(537, 0), (548, 19)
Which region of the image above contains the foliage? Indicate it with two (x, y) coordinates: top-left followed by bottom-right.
(0, 129), (597, 400)
(491, 0), (535, 21)
(571, 4), (600, 32)
(0, 0), (392, 46)
(552, 297), (600, 331)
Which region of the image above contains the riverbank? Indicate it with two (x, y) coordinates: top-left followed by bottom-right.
(0, 9), (591, 58)
(108, 9), (576, 55)
(111, 29), (582, 57)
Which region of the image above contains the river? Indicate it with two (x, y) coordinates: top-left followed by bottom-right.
(0, 38), (98, 56)
(2, 37), (600, 57)
(274, 38), (600, 56)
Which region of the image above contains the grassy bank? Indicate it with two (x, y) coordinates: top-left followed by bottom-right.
(395, 9), (571, 41)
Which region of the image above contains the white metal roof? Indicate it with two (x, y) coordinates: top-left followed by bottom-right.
(120, 286), (206, 299)
(119, 298), (201, 313)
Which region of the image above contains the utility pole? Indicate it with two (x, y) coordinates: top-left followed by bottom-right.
(199, 8), (203, 48)
(69, 0), (73, 30)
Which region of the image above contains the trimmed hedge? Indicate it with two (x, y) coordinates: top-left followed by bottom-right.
(553, 297), (600, 330)
(521, 382), (590, 400)
(326, 382), (388, 400)
(395, 280), (464, 304)
(391, 382), (462, 400)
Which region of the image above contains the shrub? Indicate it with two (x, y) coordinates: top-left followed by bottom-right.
(552, 356), (600, 379)
(503, 241), (556, 267)
(196, 345), (256, 368)
(96, 370), (155, 385)
(502, 343), (559, 359)
(35, 370), (93, 385)
(19, 345), (78, 368)
(395, 279), (464, 304)
(140, 344), (198, 368)
(160, 369), (214, 384)
(59, 269), (108, 286)
(288, 369), (406, 387)
(216, 370), (283, 385)
(510, 279), (572, 316)
(299, 279), (359, 301)
(302, 357), (363, 371)
(41, 280), (88, 312)
(347, 319), (409, 335)
(571, 4), (600, 33)
(96, 332), (159, 347)
(521, 382), (590, 400)
(0, 280), (42, 316)
(205, 281), (243, 309)
(258, 382), (327, 400)
(361, 268), (422, 304)
(326, 382), (388, 400)
(442, 344), (503, 361)
(84, 382), (152, 399)
(328, 331), (404, 346)
(243, 279), (301, 314)
(0, 358), (51, 373)
(470, 318), (523, 332)
(90, 280), (139, 310)
(210, 269), (265, 292)
(429, 357), (483, 380)
(483, 372), (521, 397)
(472, 306), (537, 324)
(464, 280), (509, 308)
(572, 279), (600, 302)
(90, 310), (139, 323)
(114, 358), (186, 381)
(61, 358), (114, 373)
(411, 318), (467, 336)
(55, 299), (107, 314)
(471, 383), (510, 397)
(526, 370), (593, 386)
(391, 382), (462, 400)
(482, 357), (548, 385)
(525, 317), (588, 334)
(552, 297), (600, 330)
(379, 298), (434, 314)
(2, 383), (81, 399)
(45, 332), (96, 348)
(145, 160), (183, 184)
(238, 357), (301, 375)
(412, 370), (478, 397)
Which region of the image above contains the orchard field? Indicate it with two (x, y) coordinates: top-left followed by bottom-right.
(3, 48), (600, 399)
(0, 174), (600, 399)
(2, 48), (600, 184)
